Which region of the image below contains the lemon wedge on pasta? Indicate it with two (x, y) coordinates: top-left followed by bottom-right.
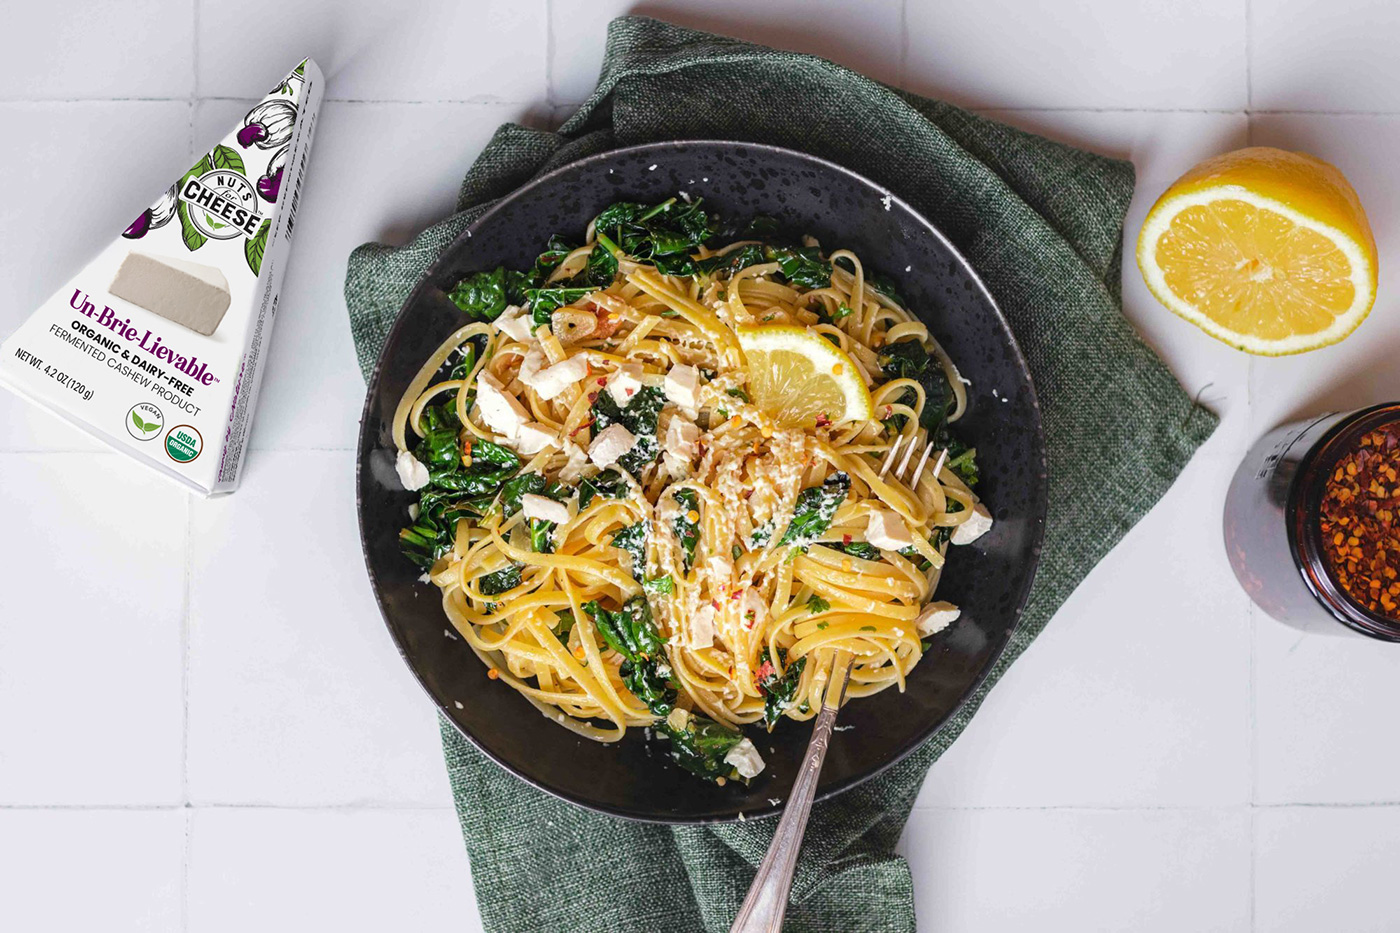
(736, 324), (874, 427)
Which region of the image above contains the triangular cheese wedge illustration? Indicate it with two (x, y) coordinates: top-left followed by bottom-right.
(0, 59), (323, 495)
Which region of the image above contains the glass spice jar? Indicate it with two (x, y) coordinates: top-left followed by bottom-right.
(1225, 402), (1400, 641)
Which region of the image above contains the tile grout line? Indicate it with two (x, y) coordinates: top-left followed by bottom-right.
(1244, 0), (1254, 113)
(5, 97), (1400, 117)
(183, 8), (198, 929)
(543, 0), (556, 107)
(180, 489), (194, 933)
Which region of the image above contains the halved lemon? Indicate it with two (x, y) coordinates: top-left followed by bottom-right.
(735, 324), (874, 427)
(1137, 147), (1378, 356)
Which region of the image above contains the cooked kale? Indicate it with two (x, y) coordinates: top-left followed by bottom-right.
(526, 287), (596, 328)
(398, 407), (525, 568)
(610, 521), (649, 579)
(447, 267), (510, 321)
(671, 488), (701, 571)
(764, 244), (830, 289)
(592, 198), (713, 274)
(757, 648), (807, 727)
(643, 574), (674, 595)
(778, 473), (851, 548)
(945, 441), (979, 487)
(826, 540), (880, 561)
(583, 597), (676, 716)
(590, 385), (665, 475)
(878, 339), (954, 435)
(478, 564), (523, 596)
(662, 713), (746, 782)
(579, 468), (629, 508)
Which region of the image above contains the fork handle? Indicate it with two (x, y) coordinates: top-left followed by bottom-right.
(729, 705), (839, 932)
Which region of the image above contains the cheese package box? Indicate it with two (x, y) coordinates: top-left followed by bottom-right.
(0, 58), (323, 495)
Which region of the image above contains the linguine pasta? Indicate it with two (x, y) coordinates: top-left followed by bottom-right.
(393, 198), (991, 783)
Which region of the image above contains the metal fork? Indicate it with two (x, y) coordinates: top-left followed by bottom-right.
(730, 434), (945, 933)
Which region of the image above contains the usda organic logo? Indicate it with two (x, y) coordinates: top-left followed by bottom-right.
(126, 402), (164, 441)
(165, 425), (203, 463)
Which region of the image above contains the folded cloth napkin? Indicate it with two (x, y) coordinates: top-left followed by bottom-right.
(344, 16), (1216, 933)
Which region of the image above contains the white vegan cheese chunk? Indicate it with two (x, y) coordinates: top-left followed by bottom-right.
(559, 439), (589, 482)
(724, 738), (766, 779)
(518, 347), (545, 386)
(662, 414), (699, 476)
(663, 363), (700, 411)
(514, 421), (557, 455)
(494, 305), (533, 342)
(740, 588), (768, 629)
(395, 450), (430, 491)
(522, 354), (588, 401)
(589, 423), (636, 468)
(663, 415), (699, 460)
(689, 604), (716, 649)
(109, 251), (231, 336)
(0, 58), (323, 497)
(865, 509), (913, 551)
(950, 502), (994, 545)
(606, 362), (644, 406)
(520, 493), (569, 525)
(915, 601), (961, 636)
(475, 371), (530, 438)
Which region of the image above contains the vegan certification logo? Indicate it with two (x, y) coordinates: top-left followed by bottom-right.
(126, 402), (164, 441)
(165, 425), (203, 463)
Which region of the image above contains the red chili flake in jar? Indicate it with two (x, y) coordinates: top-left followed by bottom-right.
(1318, 422), (1400, 620)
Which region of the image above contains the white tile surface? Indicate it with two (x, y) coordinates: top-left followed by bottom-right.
(1247, 115), (1400, 438)
(905, 0), (1248, 110)
(0, 1), (194, 100)
(902, 808), (1251, 932)
(186, 450), (452, 806)
(0, 808), (185, 932)
(0, 453), (186, 805)
(1251, 0), (1400, 112)
(187, 807), (479, 933)
(549, 0), (906, 104)
(1254, 610), (1400, 804)
(917, 450), (1252, 809)
(1255, 806), (1400, 932)
(3, 1), (1400, 929)
(0, 101), (192, 452)
(198, 0), (548, 102)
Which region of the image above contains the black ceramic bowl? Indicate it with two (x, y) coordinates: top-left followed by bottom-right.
(357, 141), (1047, 823)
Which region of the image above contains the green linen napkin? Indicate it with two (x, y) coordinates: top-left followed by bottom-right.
(344, 16), (1216, 933)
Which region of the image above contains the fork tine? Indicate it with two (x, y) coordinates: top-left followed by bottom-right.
(927, 447), (948, 483)
(905, 441), (935, 485)
(878, 433), (904, 478)
(895, 432), (921, 478)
